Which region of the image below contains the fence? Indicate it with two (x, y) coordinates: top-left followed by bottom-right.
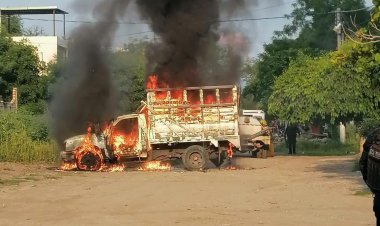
(0, 88), (18, 112)
(0, 102), (17, 111)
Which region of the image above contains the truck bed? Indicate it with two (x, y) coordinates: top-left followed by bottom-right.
(146, 86), (240, 147)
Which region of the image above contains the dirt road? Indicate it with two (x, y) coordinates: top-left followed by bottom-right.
(0, 156), (374, 226)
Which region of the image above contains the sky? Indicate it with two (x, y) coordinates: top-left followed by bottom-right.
(0, 0), (298, 57)
(0, 0), (373, 57)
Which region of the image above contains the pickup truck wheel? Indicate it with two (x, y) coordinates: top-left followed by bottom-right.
(182, 145), (207, 171)
(251, 150), (258, 158)
(75, 147), (103, 171)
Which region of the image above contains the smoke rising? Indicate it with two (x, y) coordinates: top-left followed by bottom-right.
(50, 0), (130, 145)
(51, 0), (252, 144)
(136, 0), (249, 87)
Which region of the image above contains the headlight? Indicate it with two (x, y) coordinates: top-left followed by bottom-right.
(65, 140), (75, 151)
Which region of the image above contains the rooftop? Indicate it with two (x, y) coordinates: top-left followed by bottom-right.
(0, 6), (68, 15)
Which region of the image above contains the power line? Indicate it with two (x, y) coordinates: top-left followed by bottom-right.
(218, 16), (288, 23)
(331, 6), (374, 13)
(116, 31), (153, 37)
(217, 6), (373, 23)
(18, 16), (150, 25)
(9, 5), (374, 25)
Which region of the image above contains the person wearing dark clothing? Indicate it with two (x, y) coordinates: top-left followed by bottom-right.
(359, 126), (380, 226)
(285, 124), (299, 154)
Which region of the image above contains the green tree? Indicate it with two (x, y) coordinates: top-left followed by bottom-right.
(1, 15), (22, 35)
(243, 39), (310, 111)
(277, 0), (369, 50)
(268, 40), (380, 124)
(111, 40), (147, 114)
(0, 33), (45, 104)
(243, 0), (370, 112)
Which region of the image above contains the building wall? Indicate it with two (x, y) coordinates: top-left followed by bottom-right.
(12, 36), (67, 64)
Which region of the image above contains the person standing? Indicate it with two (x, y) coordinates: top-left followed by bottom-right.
(285, 124), (299, 154)
(360, 126), (380, 226)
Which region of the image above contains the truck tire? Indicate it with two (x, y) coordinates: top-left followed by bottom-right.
(257, 149), (267, 159)
(251, 150), (258, 158)
(75, 146), (103, 171)
(182, 145), (208, 171)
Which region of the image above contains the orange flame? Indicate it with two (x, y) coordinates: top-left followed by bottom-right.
(110, 122), (138, 155)
(146, 74), (234, 105)
(74, 126), (104, 171)
(225, 165), (237, 170)
(227, 142), (234, 159)
(224, 143), (237, 170)
(220, 89), (233, 104)
(204, 94), (216, 104)
(59, 162), (77, 171)
(101, 164), (126, 172)
(171, 90), (183, 100)
(146, 74), (159, 89)
(146, 74), (169, 100)
(138, 161), (172, 171)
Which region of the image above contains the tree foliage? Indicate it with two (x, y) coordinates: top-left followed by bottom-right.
(110, 40), (147, 114)
(268, 41), (380, 124)
(277, 0), (369, 50)
(243, 39), (316, 111)
(243, 0), (370, 113)
(0, 15), (22, 36)
(0, 33), (46, 104)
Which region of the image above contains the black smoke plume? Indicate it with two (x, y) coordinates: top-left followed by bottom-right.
(50, 0), (130, 145)
(136, 0), (249, 87)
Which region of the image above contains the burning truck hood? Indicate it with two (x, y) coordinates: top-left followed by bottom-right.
(64, 134), (87, 152)
(64, 133), (108, 150)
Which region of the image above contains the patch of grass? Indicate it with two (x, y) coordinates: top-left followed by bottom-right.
(275, 139), (357, 156)
(0, 175), (40, 186)
(0, 178), (25, 186)
(19, 176), (40, 181)
(0, 132), (58, 163)
(354, 188), (372, 196)
(0, 111), (59, 163)
(0, 173), (63, 186)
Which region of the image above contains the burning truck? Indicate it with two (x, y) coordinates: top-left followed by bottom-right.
(60, 83), (273, 171)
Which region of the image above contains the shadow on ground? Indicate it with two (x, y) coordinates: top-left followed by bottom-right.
(311, 157), (365, 186)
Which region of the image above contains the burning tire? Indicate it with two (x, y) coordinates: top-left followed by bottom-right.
(75, 146), (103, 171)
(182, 145), (208, 171)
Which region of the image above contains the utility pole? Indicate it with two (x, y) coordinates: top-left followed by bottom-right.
(336, 8), (346, 143)
(335, 8), (344, 49)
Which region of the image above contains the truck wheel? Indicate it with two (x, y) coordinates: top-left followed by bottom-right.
(251, 150), (258, 158)
(182, 145), (208, 171)
(75, 147), (103, 171)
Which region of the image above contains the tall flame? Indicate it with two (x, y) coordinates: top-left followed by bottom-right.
(227, 142), (234, 159)
(110, 122), (138, 155)
(146, 74), (159, 89)
(74, 126), (104, 171)
(225, 142), (237, 170)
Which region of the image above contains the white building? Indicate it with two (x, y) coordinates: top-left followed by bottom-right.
(0, 6), (68, 64)
(12, 36), (68, 64)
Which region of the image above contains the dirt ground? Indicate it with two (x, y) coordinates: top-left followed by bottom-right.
(0, 155), (374, 226)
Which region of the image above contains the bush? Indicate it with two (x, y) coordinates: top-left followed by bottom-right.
(358, 114), (380, 137)
(0, 111), (57, 162)
(275, 139), (356, 156)
(346, 123), (360, 146)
